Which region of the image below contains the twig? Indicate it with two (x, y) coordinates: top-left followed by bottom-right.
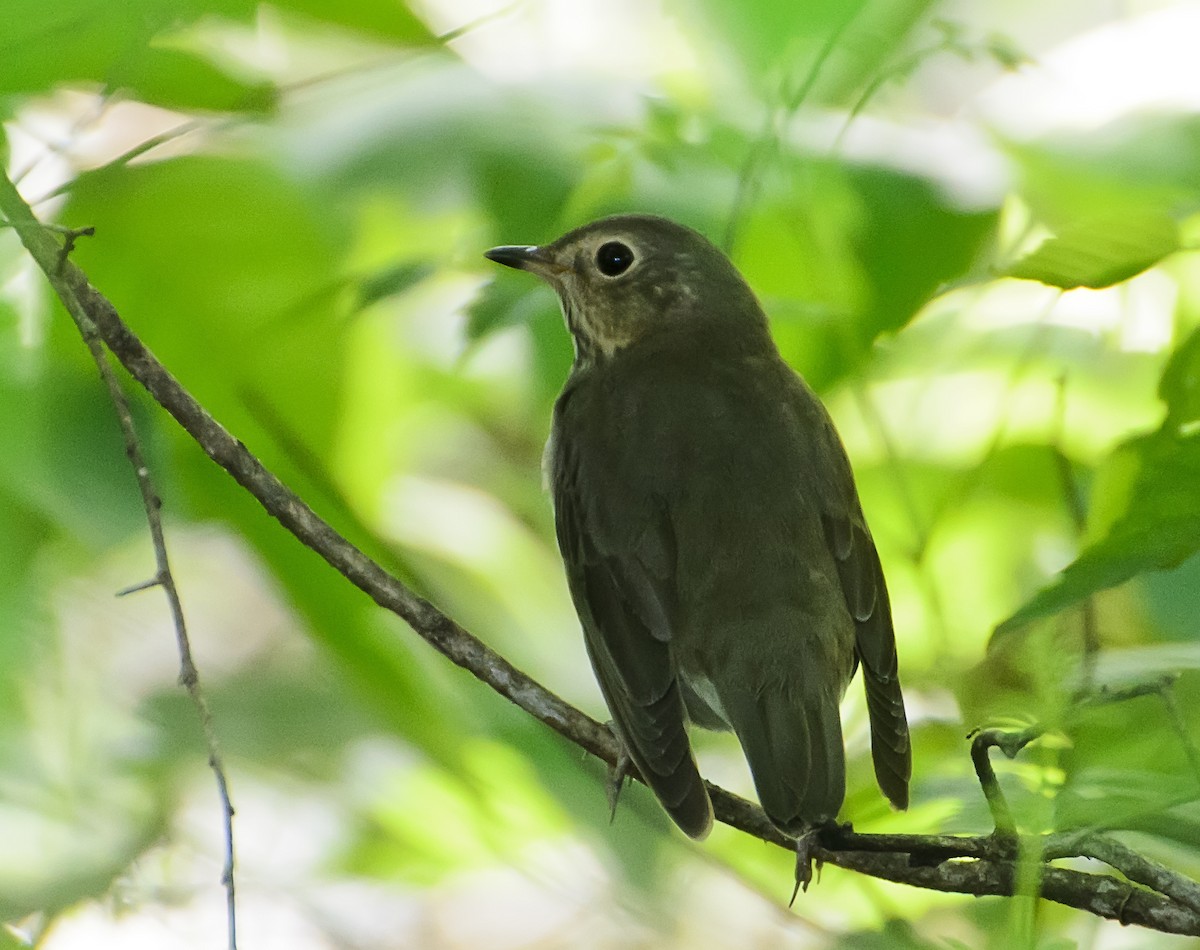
(1046, 832), (1200, 916)
(13, 220), (239, 947)
(969, 726), (1044, 834)
(3, 171), (1200, 937)
(238, 385), (430, 597)
(1071, 674), (1200, 791)
(1074, 675), (1179, 709)
(722, 5), (861, 252)
(1052, 374), (1099, 693)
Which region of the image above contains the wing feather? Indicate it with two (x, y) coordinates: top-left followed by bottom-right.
(808, 404), (912, 811)
(552, 414), (712, 838)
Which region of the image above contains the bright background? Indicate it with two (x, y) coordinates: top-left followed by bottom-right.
(2, 0), (1200, 946)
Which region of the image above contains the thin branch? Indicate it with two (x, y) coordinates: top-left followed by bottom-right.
(1046, 833), (1200, 917)
(3, 172), (1200, 938)
(722, 4), (861, 252)
(1052, 374), (1099, 692)
(238, 385), (430, 597)
(969, 726), (1045, 834)
(11, 219), (238, 946)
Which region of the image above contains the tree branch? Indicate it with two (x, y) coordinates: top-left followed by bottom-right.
(3, 170), (1199, 937)
(0, 205), (237, 946)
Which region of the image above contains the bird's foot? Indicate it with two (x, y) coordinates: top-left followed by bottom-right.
(790, 822), (838, 905)
(604, 722), (631, 824)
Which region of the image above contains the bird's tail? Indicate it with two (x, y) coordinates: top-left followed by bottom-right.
(721, 679), (846, 834)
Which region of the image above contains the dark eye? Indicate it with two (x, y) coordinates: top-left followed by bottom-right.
(595, 241), (634, 277)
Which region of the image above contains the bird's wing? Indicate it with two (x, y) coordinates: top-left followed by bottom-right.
(551, 402), (712, 840)
(803, 392), (912, 810)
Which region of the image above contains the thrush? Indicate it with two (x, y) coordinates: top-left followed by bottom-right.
(485, 214), (910, 842)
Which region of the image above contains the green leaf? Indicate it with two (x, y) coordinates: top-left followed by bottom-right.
(998, 430), (1200, 632)
(355, 262), (433, 310)
(1160, 323), (1200, 428)
(1056, 767), (1200, 836)
(1002, 214), (1180, 289)
(110, 47), (278, 114)
(0, 0), (275, 112)
(848, 165), (998, 341)
(0, 366), (146, 548)
(62, 155), (351, 451)
(1008, 112), (1200, 230)
(466, 273), (556, 340)
(268, 0), (438, 45)
(745, 161), (997, 388)
(690, 0), (933, 104)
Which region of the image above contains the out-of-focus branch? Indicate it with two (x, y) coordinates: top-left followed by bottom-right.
(0, 195), (238, 948)
(2, 170), (1199, 937)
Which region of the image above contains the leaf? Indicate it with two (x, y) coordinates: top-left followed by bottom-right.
(1087, 643), (1200, 689)
(0, 367), (147, 548)
(355, 262), (433, 310)
(738, 161), (998, 388)
(691, 0), (934, 104)
(62, 155), (351, 451)
(1160, 323), (1200, 428)
(109, 47), (278, 114)
(0, 0), (276, 112)
(268, 0), (438, 45)
(467, 272), (556, 340)
(1007, 112), (1200, 231)
(1002, 214), (1180, 289)
(1056, 767), (1200, 836)
(997, 430), (1200, 632)
(848, 165), (998, 340)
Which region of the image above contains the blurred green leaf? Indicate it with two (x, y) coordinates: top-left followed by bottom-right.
(63, 155), (350, 449)
(849, 165), (997, 342)
(1002, 214), (1180, 289)
(340, 740), (571, 885)
(0, 366), (145, 547)
(689, 0), (865, 79)
(269, 0), (438, 44)
(1056, 768), (1200, 836)
(836, 918), (948, 949)
(746, 162), (997, 387)
(144, 668), (382, 777)
(998, 430), (1200, 632)
(110, 47), (278, 114)
(355, 261), (433, 310)
(689, 0), (934, 105)
(0, 0), (275, 112)
(1160, 323), (1200, 428)
(467, 272), (555, 340)
(1010, 113), (1200, 229)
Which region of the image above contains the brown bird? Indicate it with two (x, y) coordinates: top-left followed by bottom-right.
(485, 214), (910, 846)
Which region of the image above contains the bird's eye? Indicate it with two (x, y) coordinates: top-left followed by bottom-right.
(595, 241), (634, 277)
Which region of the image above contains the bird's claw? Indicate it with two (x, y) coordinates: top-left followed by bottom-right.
(604, 722), (631, 823)
(789, 826), (827, 906)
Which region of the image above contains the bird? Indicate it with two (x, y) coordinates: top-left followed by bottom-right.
(484, 214), (910, 847)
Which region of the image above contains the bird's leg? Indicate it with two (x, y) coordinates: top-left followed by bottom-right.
(789, 821), (846, 904)
(790, 829), (818, 904)
(604, 721), (632, 823)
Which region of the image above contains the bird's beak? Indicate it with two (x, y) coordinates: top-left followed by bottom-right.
(484, 244), (564, 280)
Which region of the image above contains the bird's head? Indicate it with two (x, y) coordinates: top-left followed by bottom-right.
(485, 214), (769, 362)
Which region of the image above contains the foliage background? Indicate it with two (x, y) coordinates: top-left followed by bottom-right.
(2, 0), (1200, 946)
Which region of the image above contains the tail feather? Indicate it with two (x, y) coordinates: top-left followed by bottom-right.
(722, 682), (845, 834)
(863, 665), (910, 809)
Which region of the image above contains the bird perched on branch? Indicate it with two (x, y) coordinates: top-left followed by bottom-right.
(485, 214), (910, 857)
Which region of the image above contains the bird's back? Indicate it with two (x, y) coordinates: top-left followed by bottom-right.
(553, 339), (861, 830)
